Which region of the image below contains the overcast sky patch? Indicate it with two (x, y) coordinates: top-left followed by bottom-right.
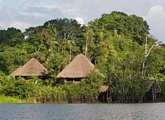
(0, 0), (164, 42)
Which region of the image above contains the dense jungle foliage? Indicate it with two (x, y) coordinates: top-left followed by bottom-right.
(0, 11), (164, 103)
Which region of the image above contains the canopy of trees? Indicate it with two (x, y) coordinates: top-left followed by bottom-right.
(0, 11), (164, 103)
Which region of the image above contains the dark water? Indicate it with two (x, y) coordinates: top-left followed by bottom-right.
(0, 103), (164, 120)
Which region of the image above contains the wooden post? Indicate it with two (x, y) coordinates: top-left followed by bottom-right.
(152, 82), (156, 102)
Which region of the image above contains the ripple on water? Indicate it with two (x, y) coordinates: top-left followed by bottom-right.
(0, 103), (165, 120)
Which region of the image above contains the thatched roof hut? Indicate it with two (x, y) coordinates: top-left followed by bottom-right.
(11, 58), (48, 77)
(57, 54), (94, 79)
(98, 85), (112, 103)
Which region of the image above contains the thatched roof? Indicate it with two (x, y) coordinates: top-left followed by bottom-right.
(11, 58), (48, 77)
(99, 85), (109, 93)
(57, 54), (94, 79)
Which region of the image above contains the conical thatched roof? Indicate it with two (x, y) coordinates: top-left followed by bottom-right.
(11, 58), (48, 77)
(57, 54), (94, 79)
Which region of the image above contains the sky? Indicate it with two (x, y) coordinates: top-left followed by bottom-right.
(0, 0), (165, 42)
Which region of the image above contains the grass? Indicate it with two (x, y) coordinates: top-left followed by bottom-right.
(0, 96), (23, 103)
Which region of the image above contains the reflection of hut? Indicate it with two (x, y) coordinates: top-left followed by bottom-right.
(98, 85), (112, 103)
(57, 54), (94, 82)
(11, 58), (48, 77)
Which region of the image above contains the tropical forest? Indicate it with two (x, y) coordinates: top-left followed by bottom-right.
(0, 11), (164, 103)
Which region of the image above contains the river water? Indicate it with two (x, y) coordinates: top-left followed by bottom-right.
(0, 103), (164, 120)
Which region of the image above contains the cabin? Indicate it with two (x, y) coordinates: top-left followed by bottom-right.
(98, 85), (112, 103)
(11, 58), (48, 78)
(57, 54), (94, 83)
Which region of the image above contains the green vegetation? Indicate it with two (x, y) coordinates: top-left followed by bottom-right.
(0, 96), (22, 103)
(0, 71), (104, 103)
(0, 11), (164, 103)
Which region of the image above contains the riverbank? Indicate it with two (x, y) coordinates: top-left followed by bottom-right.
(0, 96), (23, 103)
